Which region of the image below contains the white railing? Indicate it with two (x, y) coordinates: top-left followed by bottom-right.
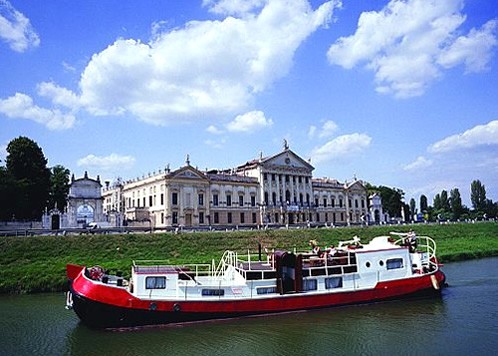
(393, 234), (438, 272)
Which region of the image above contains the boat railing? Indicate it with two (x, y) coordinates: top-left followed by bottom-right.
(213, 251), (242, 279)
(213, 250), (274, 280)
(133, 260), (213, 278)
(301, 250), (358, 276)
(392, 234), (438, 272)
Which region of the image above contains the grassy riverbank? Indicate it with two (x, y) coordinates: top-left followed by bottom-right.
(1, 222), (497, 294)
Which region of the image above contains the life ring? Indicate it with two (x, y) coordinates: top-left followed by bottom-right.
(173, 303), (181, 312)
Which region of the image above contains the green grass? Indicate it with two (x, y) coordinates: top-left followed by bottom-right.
(0, 222), (497, 294)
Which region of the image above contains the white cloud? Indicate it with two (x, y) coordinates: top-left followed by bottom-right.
(308, 120), (338, 139)
(37, 82), (81, 110)
(327, 0), (497, 98)
(403, 156), (433, 171)
(204, 138), (227, 149)
(203, 0), (267, 17)
(318, 120), (338, 138)
(438, 19), (497, 73)
(0, 93), (75, 130)
(38, 0), (339, 125)
(429, 120), (498, 153)
(0, 143), (7, 163)
(206, 125), (224, 134)
(311, 133), (371, 164)
(308, 125), (317, 139)
(226, 110), (273, 132)
(77, 153), (136, 172)
(0, 0), (40, 52)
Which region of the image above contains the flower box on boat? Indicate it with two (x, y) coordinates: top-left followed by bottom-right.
(66, 234), (446, 328)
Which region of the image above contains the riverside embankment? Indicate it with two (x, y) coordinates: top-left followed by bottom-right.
(1, 222), (497, 294)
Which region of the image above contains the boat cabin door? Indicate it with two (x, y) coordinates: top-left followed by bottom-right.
(275, 252), (303, 294)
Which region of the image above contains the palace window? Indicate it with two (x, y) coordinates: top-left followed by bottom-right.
(214, 212), (219, 224)
(160, 193), (164, 205)
(227, 212), (232, 224)
(323, 198), (327, 207)
(240, 212), (245, 224)
(198, 193), (204, 206)
(239, 195), (244, 206)
(213, 194), (219, 206)
(226, 194), (232, 207)
(251, 195), (256, 207)
(172, 212), (178, 224)
(199, 212), (204, 224)
(172, 192), (178, 205)
(252, 212), (257, 224)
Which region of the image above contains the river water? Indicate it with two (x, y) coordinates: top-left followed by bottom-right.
(1, 257), (498, 356)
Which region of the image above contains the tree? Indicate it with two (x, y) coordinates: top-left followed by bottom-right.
(5, 136), (51, 220)
(0, 166), (16, 220)
(409, 198), (416, 220)
(449, 188), (463, 220)
(49, 165), (71, 211)
(440, 190), (450, 212)
(420, 195), (428, 213)
(433, 194), (441, 210)
(470, 180), (487, 211)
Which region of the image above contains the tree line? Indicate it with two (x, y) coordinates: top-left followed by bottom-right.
(367, 180), (497, 223)
(0, 136), (70, 221)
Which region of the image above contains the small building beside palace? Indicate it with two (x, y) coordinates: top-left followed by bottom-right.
(101, 145), (386, 229)
(43, 171), (106, 229)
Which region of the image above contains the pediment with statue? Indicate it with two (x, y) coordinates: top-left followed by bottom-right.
(169, 166), (208, 181)
(261, 149), (314, 173)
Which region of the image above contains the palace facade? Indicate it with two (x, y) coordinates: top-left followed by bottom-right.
(102, 146), (382, 229)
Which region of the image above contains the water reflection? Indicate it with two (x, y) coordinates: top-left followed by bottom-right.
(67, 297), (447, 356)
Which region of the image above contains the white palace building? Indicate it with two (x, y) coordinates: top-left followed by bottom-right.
(98, 144), (387, 230)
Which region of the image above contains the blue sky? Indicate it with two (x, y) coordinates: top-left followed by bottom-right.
(1, 0), (497, 209)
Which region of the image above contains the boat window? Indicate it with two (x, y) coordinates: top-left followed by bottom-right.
(365, 261), (371, 268)
(379, 260), (384, 266)
(202, 289), (225, 296)
(145, 276), (166, 289)
(325, 277), (343, 289)
(303, 279), (317, 291)
(257, 286), (277, 295)
(386, 258), (404, 270)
